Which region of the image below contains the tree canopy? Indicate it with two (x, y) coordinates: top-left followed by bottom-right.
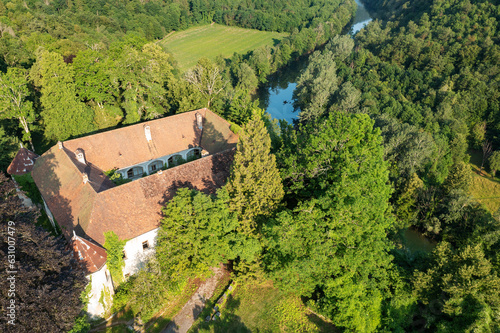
(0, 173), (87, 332)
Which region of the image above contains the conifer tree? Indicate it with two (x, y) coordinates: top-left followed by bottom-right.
(226, 108), (284, 234)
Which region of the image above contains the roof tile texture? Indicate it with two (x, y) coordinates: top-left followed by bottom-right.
(7, 148), (39, 175)
(31, 109), (237, 249)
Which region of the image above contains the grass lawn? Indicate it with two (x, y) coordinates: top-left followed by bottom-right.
(160, 24), (288, 72)
(92, 277), (202, 333)
(189, 279), (338, 333)
(468, 150), (500, 213)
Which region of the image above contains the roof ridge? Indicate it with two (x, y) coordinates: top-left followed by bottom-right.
(63, 109), (205, 146)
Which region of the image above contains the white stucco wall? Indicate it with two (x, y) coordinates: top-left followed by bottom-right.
(42, 198), (57, 230)
(122, 228), (158, 277)
(86, 264), (114, 319)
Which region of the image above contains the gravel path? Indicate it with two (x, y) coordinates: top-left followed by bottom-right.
(162, 267), (223, 333)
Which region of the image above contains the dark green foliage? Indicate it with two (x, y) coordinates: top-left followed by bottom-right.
(0, 125), (18, 172)
(489, 151), (500, 177)
(0, 172), (87, 332)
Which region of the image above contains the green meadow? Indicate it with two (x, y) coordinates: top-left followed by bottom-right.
(160, 24), (288, 72)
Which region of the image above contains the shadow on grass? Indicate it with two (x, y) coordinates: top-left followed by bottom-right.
(306, 313), (339, 333)
(189, 295), (251, 333)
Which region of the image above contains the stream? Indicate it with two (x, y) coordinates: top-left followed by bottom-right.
(257, 0), (436, 254)
(257, 0), (373, 124)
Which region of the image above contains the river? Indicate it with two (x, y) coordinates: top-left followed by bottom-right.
(257, 0), (373, 124)
(258, 1), (436, 254)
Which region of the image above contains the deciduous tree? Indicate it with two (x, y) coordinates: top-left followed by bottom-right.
(413, 242), (500, 332)
(489, 151), (500, 177)
(269, 111), (395, 332)
(0, 67), (35, 151)
(30, 49), (95, 140)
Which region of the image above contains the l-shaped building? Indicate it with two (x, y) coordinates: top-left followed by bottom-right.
(9, 109), (238, 317)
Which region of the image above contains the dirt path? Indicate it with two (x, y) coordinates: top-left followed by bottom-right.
(161, 267), (223, 333)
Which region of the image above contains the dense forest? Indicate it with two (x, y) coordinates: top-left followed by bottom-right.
(0, 0), (355, 169)
(1, 0), (500, 332)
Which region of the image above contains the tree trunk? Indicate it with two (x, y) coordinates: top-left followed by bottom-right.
(481, 141), (492, 170)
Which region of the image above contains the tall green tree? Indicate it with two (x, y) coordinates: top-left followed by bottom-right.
(489, 151), (500, 177)
(0, 67), (35, 150)
(30, 49), (95, 141)
(115, 43), (174, 124)
(269, 111), (395, 332)
(293, 49), (339, 122)
(184, 57), (227, 109)
(156, 188), (240, 277)
(413, 242), (500, 332)
(226, 108), (284, 233)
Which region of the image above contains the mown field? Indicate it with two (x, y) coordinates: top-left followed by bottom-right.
(160, 24), (288, 72)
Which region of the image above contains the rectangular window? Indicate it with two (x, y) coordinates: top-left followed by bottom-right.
(142, 241), (149, 250)
(122, 250), (127, 260)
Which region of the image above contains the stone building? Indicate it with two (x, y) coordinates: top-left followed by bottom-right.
(17, 108), (238, 318)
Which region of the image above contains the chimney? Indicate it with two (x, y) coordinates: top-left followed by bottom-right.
(75, 148), (86, 165)
(144, 125), (152, 142)
(82, 172), (88, 184)
(58, 141), (63, 149)
(196, 112), (203, 130)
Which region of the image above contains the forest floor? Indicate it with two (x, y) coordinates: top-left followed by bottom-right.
(160, 24), (287, 72)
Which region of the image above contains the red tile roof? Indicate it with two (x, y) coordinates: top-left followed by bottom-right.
(31, 109), (237, 268)
(63, 108), (237, 171)
(7, 147), (39, 175)
(87, 149), (234, 244)
(71, 233), (107, 274)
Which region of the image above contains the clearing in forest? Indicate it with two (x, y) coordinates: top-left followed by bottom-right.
(470, 170), (500, 213)
(468, 150), (500, 213)
(160, 24), (288, 72)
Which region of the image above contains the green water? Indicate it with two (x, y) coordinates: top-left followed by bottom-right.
(402, 228), (436, 253)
